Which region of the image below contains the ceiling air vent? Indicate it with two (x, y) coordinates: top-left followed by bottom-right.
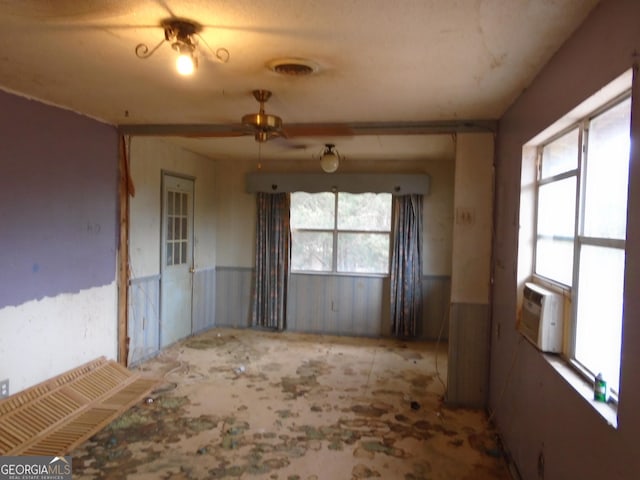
(267, 58), (319, 76)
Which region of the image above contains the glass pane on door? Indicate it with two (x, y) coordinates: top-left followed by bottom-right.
(166, 190), (189, 266)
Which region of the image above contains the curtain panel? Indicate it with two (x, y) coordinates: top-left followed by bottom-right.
(390, 194), (424, 337)
(252, 192), (291, 330)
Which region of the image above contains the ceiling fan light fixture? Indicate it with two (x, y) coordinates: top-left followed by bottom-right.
(175, 53), (195, 75)
(172, 38), (197, 75)
(135, 18), (230, 75)
(175, 50), (197, 75)
(319, 144), (340, 173)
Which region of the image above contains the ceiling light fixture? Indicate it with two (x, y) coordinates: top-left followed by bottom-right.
(135, 18), (230, 76)
(318, 144), (341, 173)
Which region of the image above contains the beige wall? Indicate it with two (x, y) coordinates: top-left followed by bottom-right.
(213, 159), (256, 268)
(446, 132), (495, 407)
(451, 133), (494, 304)
(129, 137), (217, 277)
(213, 152), (455, 275)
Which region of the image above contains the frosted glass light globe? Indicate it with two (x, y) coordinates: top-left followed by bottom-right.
(320, 152), (339, 173)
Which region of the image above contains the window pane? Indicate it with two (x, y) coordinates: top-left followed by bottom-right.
(291, 231), (333, 271)
(168, 191), (174, 215)
(535, 177), (576, 285)
(535, 238), (574, 286)
(181, 218), (188, 241)
(181, 242), (187, 265)
(574, 245), (624, 394)
(181, 193), (188, 216)
(167, 218), (174, 241)
(541, 128), (579, 179)
(337, 233), (389, 274)
(337, 193), (392, 231)
(583, 98), (631, 239)
(173, 216), (180, 240)
(290, 192), (335, 229)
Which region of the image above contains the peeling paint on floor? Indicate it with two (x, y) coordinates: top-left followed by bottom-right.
(71, 328), (511, 479)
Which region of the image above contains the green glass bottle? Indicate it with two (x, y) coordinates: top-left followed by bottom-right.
(594, 373), (607, 402)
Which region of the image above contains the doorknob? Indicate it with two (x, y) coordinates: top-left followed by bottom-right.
(189, 267), (196, 273)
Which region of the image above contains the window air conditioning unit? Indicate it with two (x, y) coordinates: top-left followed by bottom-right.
(518, 282), (563, 353)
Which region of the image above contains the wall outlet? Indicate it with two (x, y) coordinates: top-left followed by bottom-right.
(0, 379), (8, 398)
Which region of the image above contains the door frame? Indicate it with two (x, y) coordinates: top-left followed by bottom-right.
(159, 171), (196, 347)
(117, 136), (131, 365)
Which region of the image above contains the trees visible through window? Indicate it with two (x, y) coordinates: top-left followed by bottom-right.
(290, 192), (392, 274)
(535, 94), (631, 398)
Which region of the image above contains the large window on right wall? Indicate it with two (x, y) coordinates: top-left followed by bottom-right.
(534, 93), (631, 400)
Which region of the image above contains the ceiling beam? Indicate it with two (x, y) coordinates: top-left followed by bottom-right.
(117, 120), (497, 137)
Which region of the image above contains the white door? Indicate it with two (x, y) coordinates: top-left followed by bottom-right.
(160, 174), (194, 347)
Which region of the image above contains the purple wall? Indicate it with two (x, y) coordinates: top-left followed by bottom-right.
(492, 1), (640, 478)
(0, 90), (118, 308)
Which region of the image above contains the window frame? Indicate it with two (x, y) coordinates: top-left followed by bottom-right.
(290, 191), (393, 276)
(533, 91), (631, 402)
(532, 125), (581, 287)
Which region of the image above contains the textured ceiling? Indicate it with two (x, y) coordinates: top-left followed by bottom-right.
(0, 0), (600, 162)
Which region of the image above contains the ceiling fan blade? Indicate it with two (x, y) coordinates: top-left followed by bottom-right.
(181, 130), (249, 138)
(281, 124), (354, 138)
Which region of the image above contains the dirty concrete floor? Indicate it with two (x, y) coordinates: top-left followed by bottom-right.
(71, 328), (512, 480)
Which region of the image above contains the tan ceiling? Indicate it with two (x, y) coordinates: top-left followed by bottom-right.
(0, 0), (599, 164)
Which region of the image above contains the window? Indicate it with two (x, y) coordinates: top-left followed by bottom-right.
(166, 190), (189, 266)
(535, 128), (579, 285)
(290, 192), (392, 274)
(534, 94), (631, 398)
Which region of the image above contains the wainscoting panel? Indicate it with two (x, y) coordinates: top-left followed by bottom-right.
(288, 274), (386, 337)
(287, 274), (332, 333)
(447, 302), (491, 408)
(130, 274), (437, 353)
(192, 268), (216, 334)
(215, 267), (253, 328)
(127, 275), (160, 366)
(209, 270), (450, 340)
(336, 275), (386, 336)
(421, 276), (451, 341)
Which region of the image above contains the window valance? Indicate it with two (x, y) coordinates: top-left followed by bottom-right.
(245, 172), (430, 195)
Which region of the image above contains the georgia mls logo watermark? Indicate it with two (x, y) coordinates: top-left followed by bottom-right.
(0, 456), (72, 480)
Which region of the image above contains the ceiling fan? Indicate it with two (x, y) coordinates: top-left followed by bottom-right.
(241, 90), (283, 142)
(120, 89), (354, 141)
(236, 89), (353, 143)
